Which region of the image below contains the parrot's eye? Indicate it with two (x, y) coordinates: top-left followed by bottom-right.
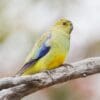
(62, 22), (67, 26)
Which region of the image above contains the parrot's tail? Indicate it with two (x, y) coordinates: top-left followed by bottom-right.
(15, 58), (38, 76)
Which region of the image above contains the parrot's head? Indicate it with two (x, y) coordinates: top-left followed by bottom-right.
(52, 18), (73, 35)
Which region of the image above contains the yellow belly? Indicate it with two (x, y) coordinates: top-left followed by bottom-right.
(47, 55), (65, 69)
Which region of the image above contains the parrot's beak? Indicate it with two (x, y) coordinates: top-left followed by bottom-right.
(69, 21), (73, 34)
(70, 21), (73, 30)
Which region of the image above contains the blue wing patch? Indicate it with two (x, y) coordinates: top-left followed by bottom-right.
(33, 33), (51, 60)
(37, 43), (50, 59)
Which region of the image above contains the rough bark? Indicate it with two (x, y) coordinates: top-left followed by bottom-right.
(0, 57), (100, 100)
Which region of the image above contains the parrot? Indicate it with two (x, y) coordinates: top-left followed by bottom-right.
(17, 18), (73, 76)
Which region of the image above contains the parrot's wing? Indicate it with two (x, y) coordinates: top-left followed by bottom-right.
(17, 33), (51, 75)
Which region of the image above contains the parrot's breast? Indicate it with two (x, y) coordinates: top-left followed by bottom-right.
(47, 34), (70, 69)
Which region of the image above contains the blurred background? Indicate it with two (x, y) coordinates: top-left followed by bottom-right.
(0, 0), (100, 100)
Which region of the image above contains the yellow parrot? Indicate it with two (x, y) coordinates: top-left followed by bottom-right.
(17, 18), (73, 75)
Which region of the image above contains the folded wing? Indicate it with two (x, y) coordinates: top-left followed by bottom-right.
(17, 33), (51, 75)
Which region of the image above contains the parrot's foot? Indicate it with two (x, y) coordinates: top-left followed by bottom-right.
(61, 63), (73, 68)
(45, 70), (54, 83)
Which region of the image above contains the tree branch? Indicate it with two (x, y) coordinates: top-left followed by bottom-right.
(0, 57), (100, 100)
